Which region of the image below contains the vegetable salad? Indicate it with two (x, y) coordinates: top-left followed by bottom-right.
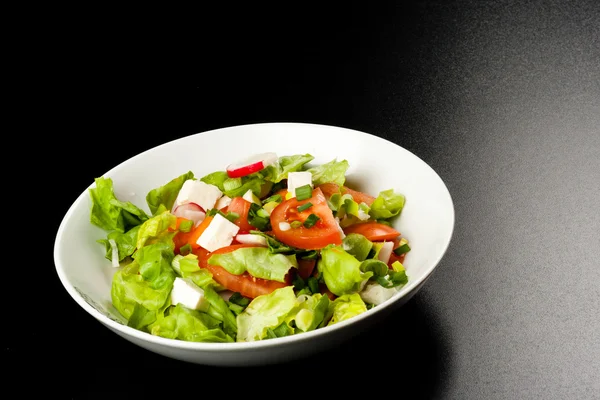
(89, 153), (410, 342)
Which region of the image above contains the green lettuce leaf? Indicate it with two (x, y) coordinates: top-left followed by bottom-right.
(146, 171), (195, 216)
(97, 225), (140, 262)
(111, 242), (176, 321)
(306, 158), (350, 187)
(317, 245), (372, 296)
(208, 247), (298, 282)
(369, 189), (406, 220)
(261, 154), (315, 183)
(326, 293), (368, 326)
(135, 211), (177, 250)
(89, 177), (150, 233)
(200, 171), (265, 198)
(237, 286), (298, 342)
(171, 254), (224, 291)
(292, 293), (330, 332)
(149, 304), (234, 343)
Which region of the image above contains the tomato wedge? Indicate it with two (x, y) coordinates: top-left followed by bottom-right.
(317, 182), (376, 206)
(225, 197), (255, 231)
(342, 222), (400, 242)
(196, 244), (292, 299)
(270, 187), (342, 250)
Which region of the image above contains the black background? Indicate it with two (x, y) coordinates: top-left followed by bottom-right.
(12, 1), (599, 398)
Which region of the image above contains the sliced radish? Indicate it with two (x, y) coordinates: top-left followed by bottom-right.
(173, 203), (206, 226)
(235, 233), (268, 246)
(226, 152), (278, 178)
(377, 241), (395, 265)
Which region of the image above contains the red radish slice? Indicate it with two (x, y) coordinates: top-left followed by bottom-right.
(226, 152), (278, 178)
(173, 203), (206, 226)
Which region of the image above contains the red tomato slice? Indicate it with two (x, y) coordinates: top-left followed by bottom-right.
(270, 187), (343, 250)
(225, 197), (255, 231)
(317, 182), (376, 206)
(196, 244), (291, 299)
(296, 258), (317, 280)
(342, 222), (400, 242)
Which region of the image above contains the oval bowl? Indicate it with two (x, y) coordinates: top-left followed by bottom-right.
(53, 122), (455, 366)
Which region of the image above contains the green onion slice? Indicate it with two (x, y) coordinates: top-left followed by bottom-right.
(178, 219), (194, 233)
(303, 213), (320, 228)
(262, 194), (282, 204)
(393, 243), (411, 255)
(297, 202), (313, 212)
(295, 184), (313, 201)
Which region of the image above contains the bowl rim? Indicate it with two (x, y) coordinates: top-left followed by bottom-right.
(53, 121), (455, 351)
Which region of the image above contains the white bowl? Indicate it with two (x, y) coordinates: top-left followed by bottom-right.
(53, 122), (454, 366)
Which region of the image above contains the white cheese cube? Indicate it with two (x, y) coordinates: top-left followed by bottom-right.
(170, 277), (209, 311)
(287, 171), (313, 198)
(174, 179), (223, 211)
(235, 233), (268, 246)
(242, 189), (261, 205)
(197, 213), (240, 252)
(359, 281), (400, 306)
(377, 241), (395, 265)
(215, 195), (232, 210)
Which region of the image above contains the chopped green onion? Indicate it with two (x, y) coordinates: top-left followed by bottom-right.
(223, 177), (242, 191)
(228, 303), (245, 316)
(292, 275), (306, 290)
(248, 203), (271, 231)
(228, 292), (250, 308)
(225, 212), (240, 223)
(178, 219), (194, 233)
(179, 243), (192, 256)
(393, 243), (411, 255)
(307, 276), (320, 294)
(360, 259), (388, 277)
(206, 208), (219, 216)
(297, 202), (313, 212)
(262, 194), (282, 204)
(266, 322), (291, 338)
(295, 184), (313, 201)
(303, 213), (320, 228)
(290, 220), (303, 229)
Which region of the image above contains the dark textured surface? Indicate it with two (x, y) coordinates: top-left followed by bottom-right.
(16, 0), (600, 398)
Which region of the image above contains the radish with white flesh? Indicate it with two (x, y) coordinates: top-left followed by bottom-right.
(173, 203), (206, 226)
(235, 233), (268, 246)
(226, 152), (278, 178)
(377, 241), (395, 265)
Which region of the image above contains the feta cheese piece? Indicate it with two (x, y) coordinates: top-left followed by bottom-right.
(235, 233), (268, 246)
(242, 189), (261, 205)
(174, 179), (223, 211)
(359, 281), (400, 306)
(287, 171), (313, 198)
(197, 213), (240, 252)
(215, 195), (232, 210)
(170, 277), (209, 311)
(377, 241), (395, 265)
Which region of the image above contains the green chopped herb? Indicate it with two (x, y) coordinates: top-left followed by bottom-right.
(262, 194), (282, 204)
(178, 219), (194, 233)
(179, 243), (192, 256)
(290, 220), (303, 229)
(295, 184), (312, 201)
(303, 213), (320, 228)
(297, 202), (313, 212)
(307, 276), (320, 294)
(393, 243), (411, 255)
